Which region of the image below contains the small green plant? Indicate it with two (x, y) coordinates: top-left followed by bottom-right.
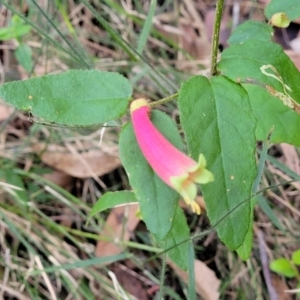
(1, 0), (300, 272)
(270, 249), (300, 296)
(0, 14), (32, 72)
(1, 0), (300, 298)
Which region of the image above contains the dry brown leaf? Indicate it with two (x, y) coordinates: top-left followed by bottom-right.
(293, 18), (300, 25)
(271, 275), (293, 300)
(16, 49), (69, 79)
(285, 50), (300, 70)
(95, 204), (140, 257)
(155, 20), (211, 60)
(0, 103), (14, 122)
(205, 9), (231, 49)
(179, 23), (211, 59)
(258, 0), (271, 5)
(290, 36), (300, 53)
(280, 143), (300, 174)
(32, 143), (120, 178)
(43, 170), (73, 188)
(113, 265), (148, 300)
(168, 259), (220, 300)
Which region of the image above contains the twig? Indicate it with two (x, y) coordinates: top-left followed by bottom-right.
(257, 230), (278, 300)
(210, 0), (225, 76)
(0, 282), (29, 300)
(158, 251), (167, 299)
(35, 255), (58, 300)
(149, 93), (179, 107)
(0, 248), (11, 299)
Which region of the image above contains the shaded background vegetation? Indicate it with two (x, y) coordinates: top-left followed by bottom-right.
(0, 0), (300, 299)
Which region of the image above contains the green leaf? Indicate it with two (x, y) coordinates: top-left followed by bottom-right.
(292, 249), (300, 266)
(0, 169), (27, 204)
(157, 207), (190, 271)
(0, 70), (132, 126)
(89, 191), (138, 218)
(265, 0), (300, 21)
(119, 110), (183, 240)
(236, 198), (256, 260)
(270, 258), (297, 278)
(236, 220), (253, 260)
(244, 84), (300, 146)
(237, 134), (270, 260)
(217, 39), (300, 106)
(228, 21), (273, 45)
(0, 23), (31, 41)
(14, 44), (33, 72)
(178, 75), (257, 250)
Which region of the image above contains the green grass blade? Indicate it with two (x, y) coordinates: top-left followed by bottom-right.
(0, 210), (36, 253)
(188, 240), (196, 300)
(137, 0), (157, 54)
(257, 195), (285, 231)
(31, 253), (130, 274)
(80, 0), (177, 93)
(30, 0), (90, 68)
(253, 139), (270, 193)
(80, 0), (138, 61)
(14, 169), (85, 206)
(54, 0), (75, 33)
(1, 1), (87, 67)
(265, 153), (300, 180)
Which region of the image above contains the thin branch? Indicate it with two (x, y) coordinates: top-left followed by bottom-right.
(257, 230), (278, 300)
(210, 0), (225, 76)
(158, 250), (167, 299)
(149, 93), (179, 108)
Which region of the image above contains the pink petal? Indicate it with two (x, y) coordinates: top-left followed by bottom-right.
(131, 99), (196, 185)
(130, 99), (214, 214)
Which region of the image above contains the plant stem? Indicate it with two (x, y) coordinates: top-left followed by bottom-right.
(158, 250), (167, 299)
(149, 93), (179, 108)
(210, 0), (225, 76)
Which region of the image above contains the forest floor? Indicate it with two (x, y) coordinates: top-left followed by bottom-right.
(0, 1), (300, 299)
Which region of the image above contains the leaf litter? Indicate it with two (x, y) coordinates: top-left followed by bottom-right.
(0, 0), (300, 299)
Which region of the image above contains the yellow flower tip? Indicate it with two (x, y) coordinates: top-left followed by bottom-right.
(182, 195), (201, 214)
(170, 176), (201, 214)
(198, 153), (207, 167)
(190, 202), (201, 215)
(130, 98), (150, 113)
(270, 12), (290, 28)
(171, 175), (197, 200)
(200, 168), (215, 183)
(188, 154), (214, 184)
(135, 207), (143, 219)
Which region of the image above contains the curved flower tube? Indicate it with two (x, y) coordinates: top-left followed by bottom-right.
(130, 98), (214, 214)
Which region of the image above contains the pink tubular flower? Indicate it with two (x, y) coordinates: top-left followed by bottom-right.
(130, 98), (214, 215)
